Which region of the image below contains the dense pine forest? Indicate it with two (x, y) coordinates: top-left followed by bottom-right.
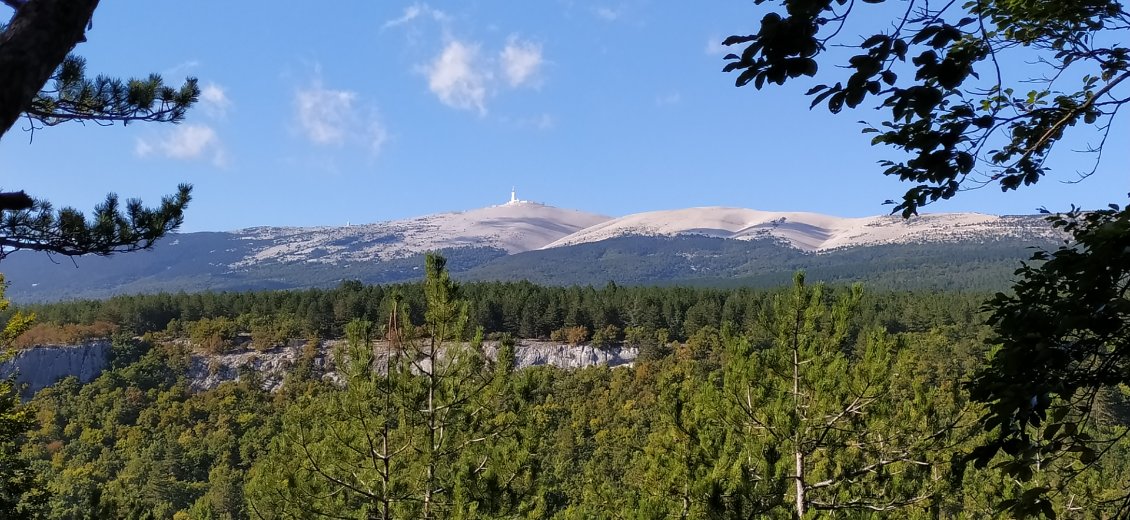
(0, 255), (1126, 518)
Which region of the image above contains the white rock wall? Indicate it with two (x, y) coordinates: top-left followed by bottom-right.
(0, 340), (112, 396)
(2, 339), (639, 396)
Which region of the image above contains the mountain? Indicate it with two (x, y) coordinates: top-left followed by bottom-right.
(0, 202), (609, 301)
(542, 207), (1059, 251)
(0, 202), (1062, 302)
(234, 201), (611, 266)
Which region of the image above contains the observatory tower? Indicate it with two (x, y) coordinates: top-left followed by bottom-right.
(501, 187), (539, 206)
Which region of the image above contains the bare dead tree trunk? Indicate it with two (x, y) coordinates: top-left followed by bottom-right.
(794, 450), (806, 518)
(0, 0), (99, 139)
(795, 343), (804, 517)
(791, 301), (807, 519)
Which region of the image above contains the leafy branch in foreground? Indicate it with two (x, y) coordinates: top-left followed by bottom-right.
(724, 0), (1129, 216)
(0, 183), (192, 260)
(24, 55), (198, 131)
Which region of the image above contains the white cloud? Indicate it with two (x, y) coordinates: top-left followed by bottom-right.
(163, 125), (217, 159)
(383, 3), (449, 29)
(293, 78), (389, 154)
(199, 82), (232, 118)
(423, 40), (489, 115)
(420, 36), (550, 113)
(500, 37), (543, 88)
(135, 124), (225, 166)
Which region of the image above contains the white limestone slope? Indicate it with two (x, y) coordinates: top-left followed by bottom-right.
(233, 202), (611, 266)
(542, 207), (1059, 252)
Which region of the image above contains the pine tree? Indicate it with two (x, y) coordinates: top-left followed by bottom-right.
(709, 273), (952, 517)
(246, 255), (517, 519)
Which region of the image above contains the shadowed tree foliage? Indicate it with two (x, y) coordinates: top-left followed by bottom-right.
(968, 204), (1130, 517)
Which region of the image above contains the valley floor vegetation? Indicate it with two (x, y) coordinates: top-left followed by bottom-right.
(1, 254), (1129, 518)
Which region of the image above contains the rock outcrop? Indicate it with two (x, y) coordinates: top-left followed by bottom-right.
(0, 340), (112, 396)
(4, 339), (639, 395)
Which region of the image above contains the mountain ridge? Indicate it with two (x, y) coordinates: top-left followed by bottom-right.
(0, 201), (1063, 302)
(541, 206), (1060, 252)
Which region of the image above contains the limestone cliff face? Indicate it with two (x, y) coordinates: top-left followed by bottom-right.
(4, 339), (638, 395)
(188, 340), (639, 392)
(508, 342), (637, 370)
(0, 340), (112, 396)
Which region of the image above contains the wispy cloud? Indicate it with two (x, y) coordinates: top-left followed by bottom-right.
(705, 36), (729, 56)
(293, 77), (389, 154)
(295, 82), (358, 145)
(383, 3), (449, 29)
(199, 82), (232, 118)
(500, 37), (543, 88)
(423, 40), (490, 115)
(592, 6), (619, 20)
(367, 120), (390, 155)
(524, 113), (555, 130)
(500, 112), (556, 131)
(164, 59), (200, 77)
(135, 124), (226, 166)
(655, 92), (681, 106)
(594, 7), (620, 21)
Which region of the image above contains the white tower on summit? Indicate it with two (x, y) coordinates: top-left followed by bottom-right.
(503, 187), (537, 206)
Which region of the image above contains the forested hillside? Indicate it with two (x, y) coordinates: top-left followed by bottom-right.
(2, 256), (1128, 518)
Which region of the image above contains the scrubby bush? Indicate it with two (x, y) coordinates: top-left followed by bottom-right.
(12, 321), (118, 349)
(187, 317), (239, 354)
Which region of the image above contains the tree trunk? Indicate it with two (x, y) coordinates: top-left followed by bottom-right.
(795, 450), (806, 518)
(792, 302), (806, 518)
(0, 0), (99, 139)
(424, 335), (436, 519)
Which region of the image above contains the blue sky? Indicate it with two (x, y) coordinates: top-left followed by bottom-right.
(2, 1), (1126, 232)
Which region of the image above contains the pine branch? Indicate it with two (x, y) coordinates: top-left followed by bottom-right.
(0, 0), (100, 139)
(0, 183), (192, 260)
